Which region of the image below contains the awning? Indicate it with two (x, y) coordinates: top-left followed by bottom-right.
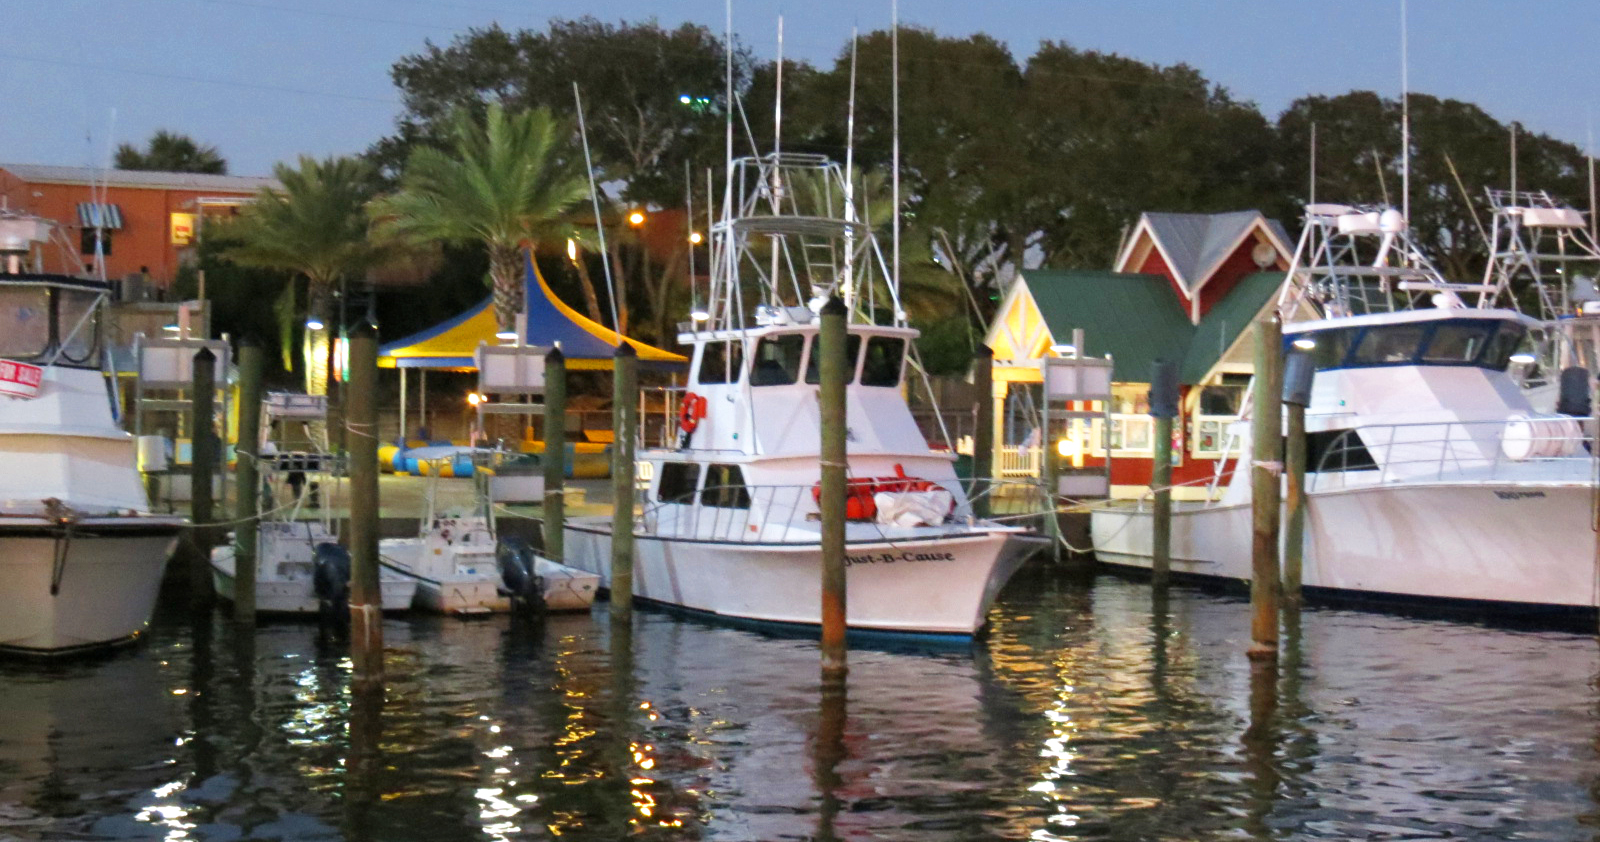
(378, 254), (687, 371)
(76, 202), (123, 230)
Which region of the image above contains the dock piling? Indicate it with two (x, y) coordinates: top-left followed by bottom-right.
(610, 343), (638, 631)
(1282, 348), (1315, 609)
(819, 296), (850, 678)
(190, 346), (217, 608)
(542, 348), (567, 562)
(1149, 359), (1179, 589)
(232, 339), (264, 624)
(347, 323), (383, 681)
(971, 345), (994, 519)
(1249, 315), (1283, 659)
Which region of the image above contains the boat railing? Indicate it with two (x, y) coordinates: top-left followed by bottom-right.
(634, 477), (1049, 544)
(1308, 416), (1592, 491)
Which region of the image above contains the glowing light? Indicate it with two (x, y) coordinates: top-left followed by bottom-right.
(1056, 438), (1077, 459)
(678, 94), (692, 104)
(566, 238), (578, 262)
(690, 309), (710, 322)
(1292, 337), (1317, 350)
(162, 323), (180, 332)
(688, 231), (703, 244)
(628, 210), (646, 226)
(495, 330), (518, 342)
(1049, 343), (1076, 356)
(305, 317), (325, 330)
(1510, 352), (1537, 364)
(467, 392), (484, 407)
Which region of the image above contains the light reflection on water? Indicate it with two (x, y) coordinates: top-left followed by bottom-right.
(0, 566), (1598, 840)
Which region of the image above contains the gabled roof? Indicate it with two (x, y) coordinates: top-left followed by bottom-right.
(378, 254), (686, 371)
(0, 163), (277, 193)
(1018, 269), (1282, 385)
(1117, 210), (1290, 296)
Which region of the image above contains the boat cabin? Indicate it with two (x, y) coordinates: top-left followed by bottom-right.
(0, 274), (107, 371)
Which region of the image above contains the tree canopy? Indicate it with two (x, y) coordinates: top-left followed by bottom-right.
(115, 130), (228, 174)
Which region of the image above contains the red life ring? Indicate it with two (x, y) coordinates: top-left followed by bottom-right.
(679, 392), (708, 435)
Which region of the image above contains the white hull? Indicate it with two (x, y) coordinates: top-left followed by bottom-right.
(379, 537), (509, 615)
(1092, 482), (1596, 611)
(0, 521), (181, 654)
(563, 519), (1036, 636)
(209, 546), (418, 614)
(533, 556), (600, 612)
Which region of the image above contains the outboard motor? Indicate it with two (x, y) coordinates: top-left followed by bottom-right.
(312, 542), (352, 621)
(1556, 367), (1592, 418)
(497, 537), (546, 613)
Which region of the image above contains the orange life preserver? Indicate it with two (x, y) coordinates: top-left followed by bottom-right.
(679, 392), (708, 435)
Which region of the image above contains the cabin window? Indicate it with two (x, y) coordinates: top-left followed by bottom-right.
(750, 334), (805, 386)
(701, 463), (751, 508)
(860, 337), (906, 387)
(0, 287), (51, 360)
(55, 289), (101, 365)
(803, 335), (860, 384)
(1480, 324), (1526, 371)
(1421, 321), (1498, 364)
(656, 462), (701, 503)
(698, 341), (744, 384)
(1349, 324), (1428, 366)
(1291, 327), (1357, 371)
(1307, 428), (1378, 472)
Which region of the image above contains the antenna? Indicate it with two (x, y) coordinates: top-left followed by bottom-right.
(845, 28), (858, 189)
(1589, 117), (1597, 243)
(1399, 0), (1410, 228)
(725, 0), (733, 179)
(774, 15), (783, 159)
(686, 161), (697, 318)
(573, 82), (620, 332)
(1510, 121), (1518, 206)
(1309, 121), (1317, 207)
(891, 0), (902, 297)
(94, 108), (116, 281)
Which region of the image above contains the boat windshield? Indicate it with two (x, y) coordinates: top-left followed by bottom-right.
(1289, 318), (1525, 372)
(750, 334), (805, 386)
(0, 286), (51, 360)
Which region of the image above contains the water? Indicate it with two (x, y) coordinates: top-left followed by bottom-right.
(4, 567), (1600, 841)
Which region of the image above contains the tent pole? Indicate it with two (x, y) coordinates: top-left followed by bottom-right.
(419, 368), (428, 436)
(399, 367), (408, 442)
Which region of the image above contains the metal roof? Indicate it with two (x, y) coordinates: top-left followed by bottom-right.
(0, 163), (278, 193)
(1021, 269), (1282, 385)
(1140, 210), (1274, 291)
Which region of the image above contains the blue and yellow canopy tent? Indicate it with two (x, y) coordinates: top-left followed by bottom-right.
(378, 254), (686, 371)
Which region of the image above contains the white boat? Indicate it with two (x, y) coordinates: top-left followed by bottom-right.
(0, 215), (185, 654)
(1092, 202), (1599, 617)
(563, 151), (1042, 638)
(210, 392), (417, 614)
(381, 513), (510, 615)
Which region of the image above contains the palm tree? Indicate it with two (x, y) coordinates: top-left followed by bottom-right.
(115, 130), (227, 174)
(224, 155), (382, 397)
(372, 103), (590, 333)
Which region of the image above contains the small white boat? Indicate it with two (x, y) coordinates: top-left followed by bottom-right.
(0, 221), (185, 654)
(211, 520), (417, 615)
(210, 393), (416, 614)
(380, 513), (510, 615)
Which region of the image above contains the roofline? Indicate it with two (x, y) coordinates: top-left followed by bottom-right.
(1187, 215), (1290, 296)
(1113, 215), (1192, 291)
(1286, 307), (1538, 333)
(0, 166), (277, 193)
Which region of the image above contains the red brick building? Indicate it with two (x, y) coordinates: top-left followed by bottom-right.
(0, 164), (278, 290)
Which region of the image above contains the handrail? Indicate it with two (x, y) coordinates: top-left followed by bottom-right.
(1308, 416), (1590, 491)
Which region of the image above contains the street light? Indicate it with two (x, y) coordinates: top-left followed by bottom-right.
(306, 317), (325, 330)
(688, 231), (703, 245)
(628, 210), (646, 227)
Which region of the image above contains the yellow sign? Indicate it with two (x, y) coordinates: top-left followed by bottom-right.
(170, 212), (197, 245)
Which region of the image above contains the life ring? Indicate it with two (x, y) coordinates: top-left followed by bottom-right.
(679, 392), (708, 435)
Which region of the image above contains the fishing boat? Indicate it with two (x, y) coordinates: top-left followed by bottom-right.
(1092, 203), (1598, 617)
(562, 150), (1042, 638)
(211, 392), (416, 614)
(0, 212), (185, 654)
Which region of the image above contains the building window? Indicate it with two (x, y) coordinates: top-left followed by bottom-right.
(80, 229), (112, 256)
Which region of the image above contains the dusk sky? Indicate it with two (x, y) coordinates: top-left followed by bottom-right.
(5, 0), (1597, 176)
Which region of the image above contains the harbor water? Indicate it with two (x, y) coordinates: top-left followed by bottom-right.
(3, 566), (1599, 841)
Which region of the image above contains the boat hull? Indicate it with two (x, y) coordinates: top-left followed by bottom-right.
(379, 538), (509, 615)
(209, 547), (418, 614)
(563, 520), (1036, 636)
(1092, 482), (1595, 610)
(0, 520), (181, 654)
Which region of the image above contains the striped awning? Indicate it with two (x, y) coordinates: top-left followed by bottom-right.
(76, 202), (123, 230)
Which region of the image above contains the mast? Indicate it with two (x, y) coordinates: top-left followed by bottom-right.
(573, 83), (620, 333)
(891, 0), (902, 308)
(1399, 0), (1410, 232)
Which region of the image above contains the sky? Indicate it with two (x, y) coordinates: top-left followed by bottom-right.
(3, 0), (1597, 177)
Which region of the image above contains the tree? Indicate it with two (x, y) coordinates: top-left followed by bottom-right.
(371, 103), (590, 332)
(223, 155), (383, 396)
(115, 130), (227, 174)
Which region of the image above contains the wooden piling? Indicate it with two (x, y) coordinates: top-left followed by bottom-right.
(971, 345), (994, 519)
(543, 348), (567, 562)
(346, 323), (383, 681)
(1249, 314), (1283, 659)
(1283, 395), (1308, 608)
(232, 338), (264, 624)
(1149, 359), (1178, 589)
(610, 343), (638, 630)
(190, 346), (217, 608)
(819, 296), (849, 677)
